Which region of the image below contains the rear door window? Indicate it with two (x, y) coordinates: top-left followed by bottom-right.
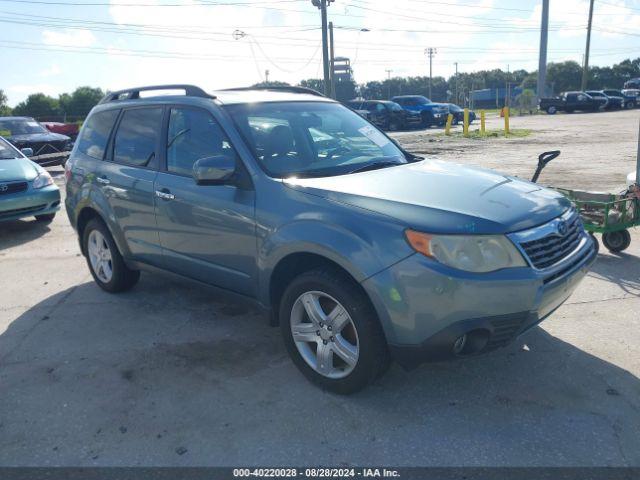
(113, 107), (163, 167)
(76, 109), (119, 160)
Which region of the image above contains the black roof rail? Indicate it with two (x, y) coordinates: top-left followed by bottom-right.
(220, 86), (326, 97)
(98, 84), (215, 104)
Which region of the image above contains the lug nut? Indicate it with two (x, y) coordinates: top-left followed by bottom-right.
(330, 336), (335, 342)
(323, 340), (328, 345)
(327, 326), (332, 331)
(319, 322), (324, 327)
(316, 330), (321, 336)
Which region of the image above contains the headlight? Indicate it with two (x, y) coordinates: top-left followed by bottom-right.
(405, 229), (527, 272)
(33, 171), (54, 189)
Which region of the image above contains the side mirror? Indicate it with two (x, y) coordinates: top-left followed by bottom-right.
(193, 155), (236, 185)
(21, 147), (34, 157)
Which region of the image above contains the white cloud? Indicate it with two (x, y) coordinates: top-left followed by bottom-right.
(8, 84), (61, 97)
(42, 29), (97, 47)
(39, 64), (62, 77)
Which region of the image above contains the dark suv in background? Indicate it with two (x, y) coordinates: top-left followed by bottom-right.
(347, 100), (421, 130)
(391, 95), (449, 127)
(0, 116), (72, 166)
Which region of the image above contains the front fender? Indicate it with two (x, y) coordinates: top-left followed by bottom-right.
(257, 217), (413, 307)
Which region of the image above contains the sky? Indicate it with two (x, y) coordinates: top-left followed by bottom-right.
(1, 0), (640, 106)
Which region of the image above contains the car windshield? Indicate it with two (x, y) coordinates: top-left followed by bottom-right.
(224, 101), (408, 178)
(0, 138), (20, 159)
(0, 118), (48, 135)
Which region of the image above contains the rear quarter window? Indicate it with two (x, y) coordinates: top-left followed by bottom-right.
(76, 109), (120, 160)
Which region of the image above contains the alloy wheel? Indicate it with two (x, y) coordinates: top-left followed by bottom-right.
(290, 291), (359, 379)
(87, 230), (113, 283)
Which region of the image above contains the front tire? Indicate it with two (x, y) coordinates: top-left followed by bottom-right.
(279, 267), (389, 394)
(547, 106), (557, 114)
(83, 218), (140, 293)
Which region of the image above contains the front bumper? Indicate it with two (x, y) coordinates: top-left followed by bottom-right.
(0, 184), (61, 222)
(362, 230), (597, 368)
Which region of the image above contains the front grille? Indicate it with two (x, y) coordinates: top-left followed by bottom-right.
(518, 213), (583, 269)
(0, 181), (28, 195)
(0, 204), (46, 218)
(24, 141), (67, 156)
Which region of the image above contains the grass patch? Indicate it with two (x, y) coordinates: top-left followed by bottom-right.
(440, 128), (532, 139)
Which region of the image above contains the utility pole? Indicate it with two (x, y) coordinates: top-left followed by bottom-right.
(506, 64), (510, 107)
(537, 0), (549, 102)
(265, 69), (270, 83)
(581, 0), (595, 91)
(385, 69), (392, 99)
(329, 21), (336, 99)
(425, 47), (436, 99)
(454, 62), (458, 104)
(312, 0), (332, 96)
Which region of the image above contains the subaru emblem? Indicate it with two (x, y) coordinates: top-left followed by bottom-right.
(557, 220), (568, 236)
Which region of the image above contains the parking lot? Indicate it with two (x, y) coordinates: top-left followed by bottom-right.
(1, 108), (639, 467)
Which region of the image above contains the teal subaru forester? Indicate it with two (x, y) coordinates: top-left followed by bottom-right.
(65, 85), (596, 393)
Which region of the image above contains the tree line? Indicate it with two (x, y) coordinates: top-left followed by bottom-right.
(1, 58), (639, 120)
(0, 86), (104, 122)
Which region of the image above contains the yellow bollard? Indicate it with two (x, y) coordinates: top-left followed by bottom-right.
(445, 113), (453, 135)
(504, 107), (510, 136)
(480, 110), (486, 135)
(463, 108), (469, 137)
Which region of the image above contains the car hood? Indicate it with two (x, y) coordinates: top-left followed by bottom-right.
(8, 132), (70, 144)
(0, 157), (39, 181)
(284, 160), (571, 234)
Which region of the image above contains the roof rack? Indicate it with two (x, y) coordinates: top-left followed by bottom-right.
(220, 86), (326, 97)
(98, 84), (215, 104)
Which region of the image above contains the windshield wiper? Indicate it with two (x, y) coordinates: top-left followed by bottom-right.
(347, 160), (404, 174)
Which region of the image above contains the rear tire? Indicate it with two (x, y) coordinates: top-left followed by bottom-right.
(279, 267), (389, 394)
(602, 230), (631, 253)
(547, 106), (557, 114)
(35, 213), (56, 223)
(82, 218), (140, 293)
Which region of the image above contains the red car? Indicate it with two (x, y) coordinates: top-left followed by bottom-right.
(41, 122), (80, 140)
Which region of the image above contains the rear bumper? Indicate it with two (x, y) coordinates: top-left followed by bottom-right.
(0, 185), (61, 222)
(363, 232), (597, 369)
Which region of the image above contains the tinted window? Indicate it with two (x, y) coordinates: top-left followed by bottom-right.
(113, 108), (163, 167)
(76, 109), (119, 160)
(0, 118), (48, 136)
(167, 108), (236, 177)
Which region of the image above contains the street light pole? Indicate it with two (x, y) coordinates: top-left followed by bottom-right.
(385, 69), (392, 99)
(425, 48), (436, 99)
(454, 61), (458, 104)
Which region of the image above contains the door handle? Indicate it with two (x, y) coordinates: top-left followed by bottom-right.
(155, 190), (175, 201)
(96, 176), (110, 185)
